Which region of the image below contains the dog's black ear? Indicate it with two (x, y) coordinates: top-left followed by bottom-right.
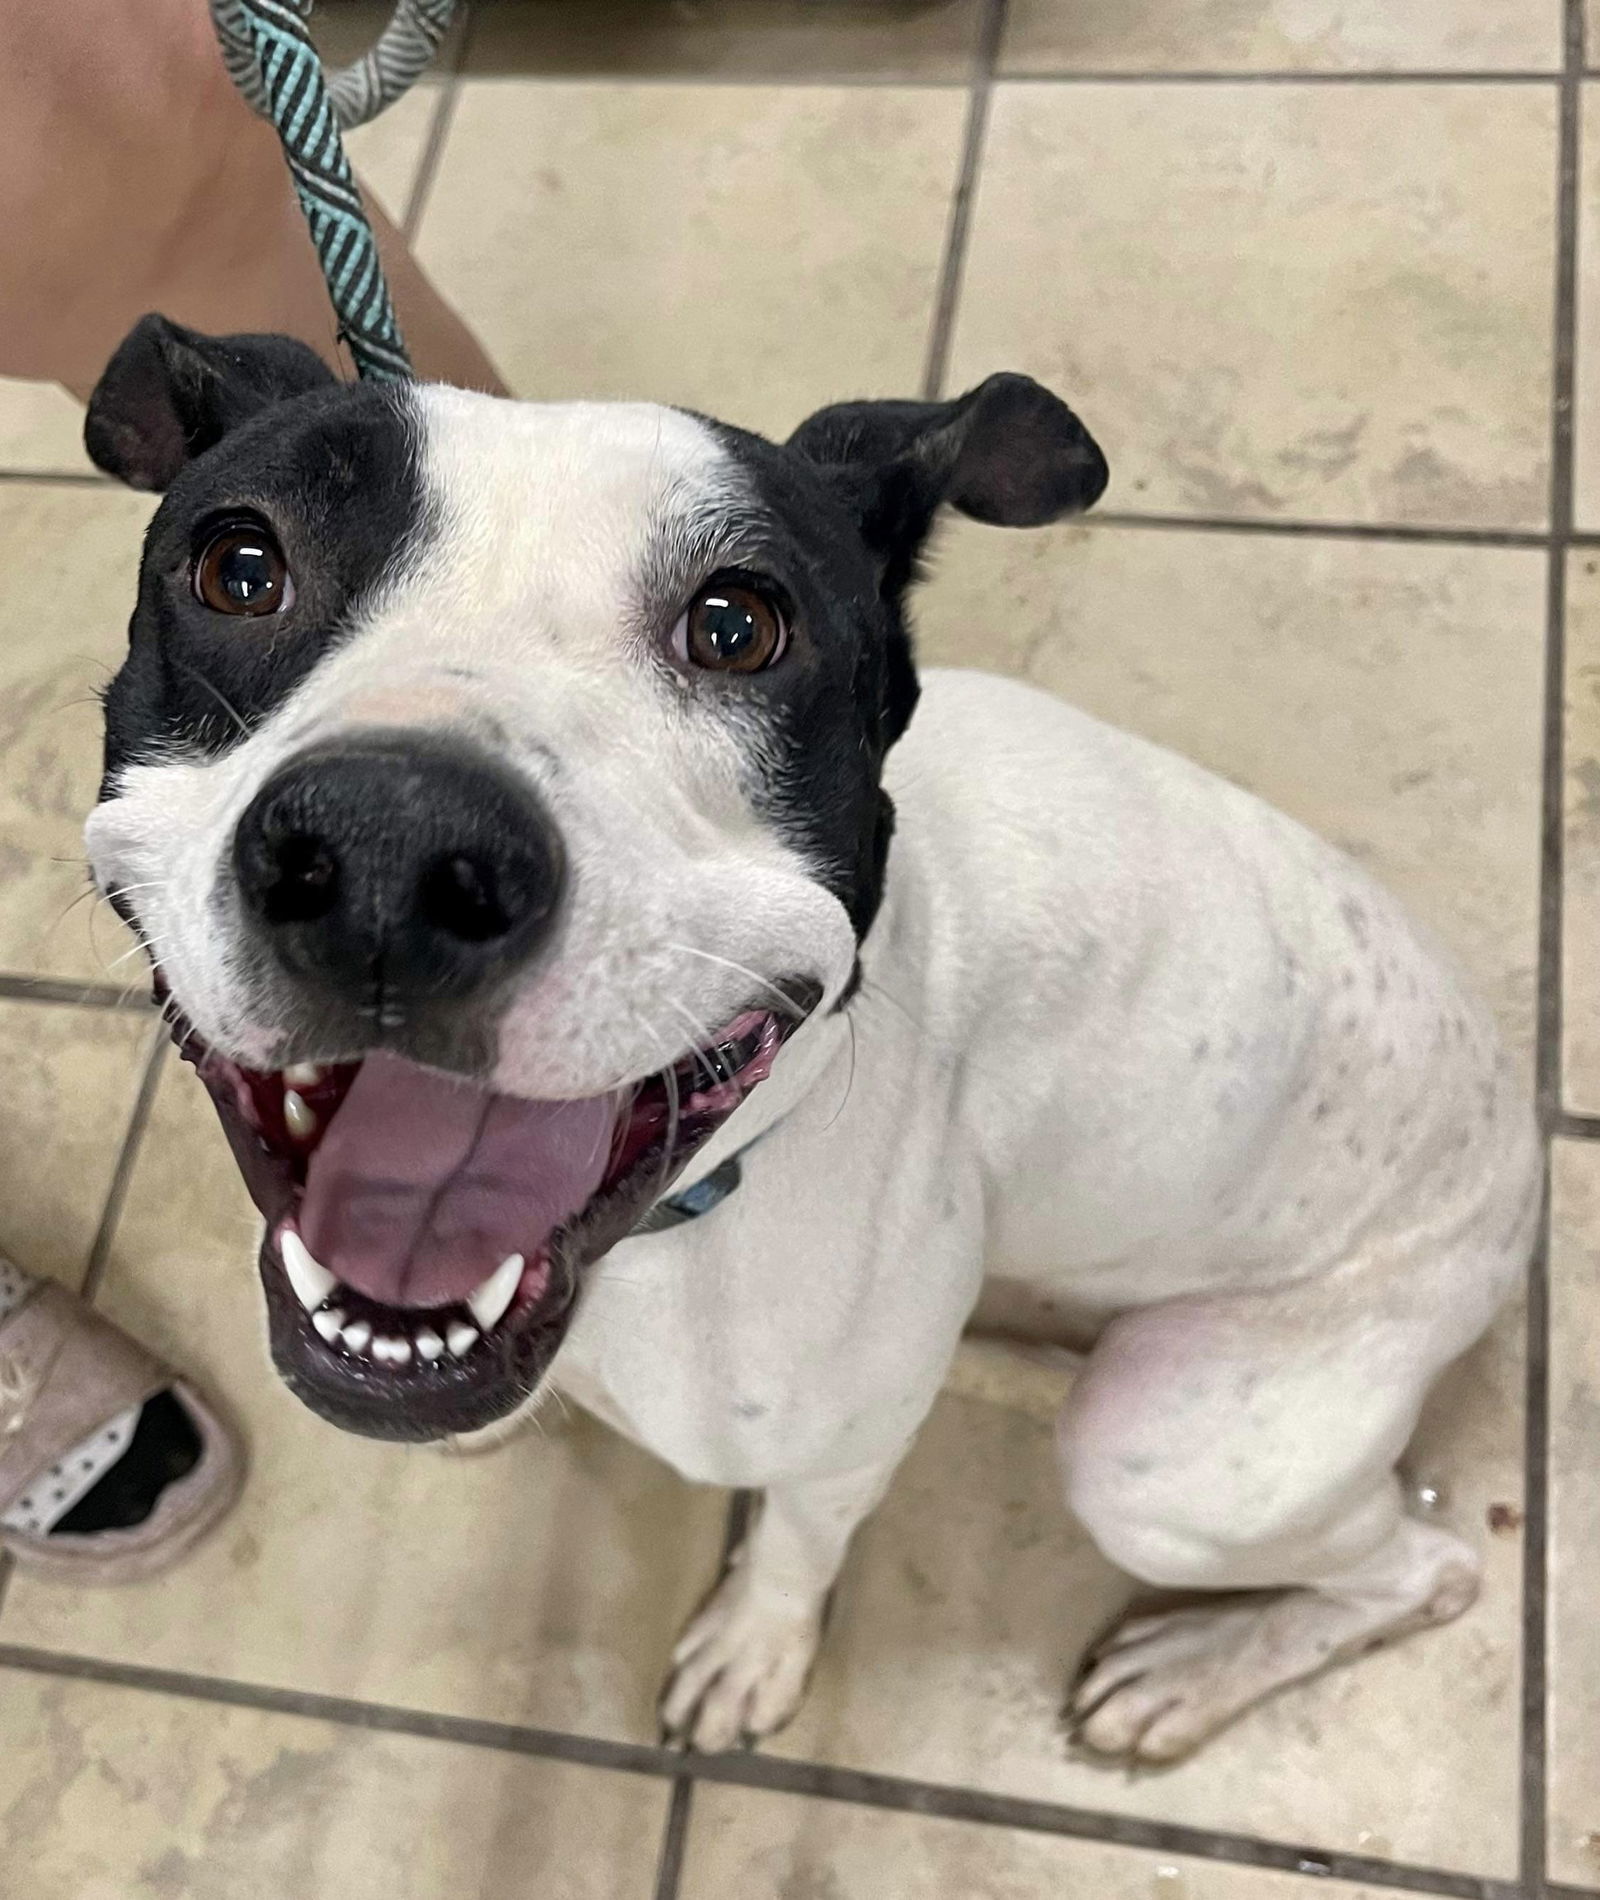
(789, 375), (1106, 748)
(84, 314), (338, 492)
(787, 372), (1108, 591)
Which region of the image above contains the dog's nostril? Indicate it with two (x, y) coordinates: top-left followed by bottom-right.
(262, 833), (341, 926)
(416, 852), (513, 945)
(232, 731), (565, 1009)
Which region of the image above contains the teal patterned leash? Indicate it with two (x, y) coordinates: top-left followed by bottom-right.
(207, 0), (457, 382)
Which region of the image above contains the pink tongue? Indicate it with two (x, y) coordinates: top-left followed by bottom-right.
(300, 1051), (618, 1308)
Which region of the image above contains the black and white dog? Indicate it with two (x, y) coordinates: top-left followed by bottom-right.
(84, 316), (1539, 1761)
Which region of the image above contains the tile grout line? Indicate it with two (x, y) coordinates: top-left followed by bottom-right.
(1091, 509), (1550, 548)
(0, 469), (109, 488)
(1522, 1190), (1557, 1900)
(385, 66), (1569, 91)
(920, 0), (1009, 400)
(0, 974), (151, 1011)
(1524, 0), (1585, 1892)
(1536, 2), (1584, 1135)
(996, 68), (1563, 85)
(647, 1489), (757, 1900)
(399, 2), (474, 243)
(651, 1777), (694, 1900)
(78, 1023), (167, 1306)
(0, 1645), (1527, 1900)
(648, 1487), (761, 1895)
(452, 65), (976, 91)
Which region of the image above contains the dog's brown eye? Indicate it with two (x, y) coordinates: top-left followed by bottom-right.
(678, 578), (787, 674)
(193, 520), (293, 617)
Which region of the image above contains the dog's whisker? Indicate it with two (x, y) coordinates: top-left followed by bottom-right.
(626, 1008), (686, 1202)
(49, 883), (103, 931)
(103, 880), (171, 900)
(665, 942), (804, 1017)
(171, 659), (252, 742)
(662, 994), (726, 1093)
(821, 1010), (858, 1131)
(103, 940), (154, 974)
(855, 975), (923, 1035)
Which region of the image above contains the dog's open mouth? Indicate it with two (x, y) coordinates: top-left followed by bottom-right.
(169, 987), (815, 1440)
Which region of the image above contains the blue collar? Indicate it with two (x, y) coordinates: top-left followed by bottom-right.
(628, 1120), (778, 1235)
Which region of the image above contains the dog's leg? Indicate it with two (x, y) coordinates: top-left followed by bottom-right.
(1055, 1237), (1521, 1764)
(660, 1455), (901, 1753)
(1064, 1475), (1478, 1764)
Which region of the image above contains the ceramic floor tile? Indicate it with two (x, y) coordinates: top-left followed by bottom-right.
(0, 1665), (666, 1900)
(682, 1786), (1435, 1899)
(1562, 551), (1600, 1114)
(917, 521), (1545, 1061)
(1572, 86), (1600, 534)
(0, 484), (151, 984)
(769, 1302), (1525, 1875)
(1548, 1139), (1600, 1889)
(2, 1053), (730, 1741)
(0, 381), (93, 479)
(949, 83), (1556, 530)
(1000, 0), (1561, 74)
(0, 1002), (151, 1289)
(464, 0), (983, 80)
(415, 80), (966, 434)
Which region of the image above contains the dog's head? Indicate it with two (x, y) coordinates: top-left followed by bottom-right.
(84, 314), (1107, 1441)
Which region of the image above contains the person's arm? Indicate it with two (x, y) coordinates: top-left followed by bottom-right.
(0, 0), (504, 399)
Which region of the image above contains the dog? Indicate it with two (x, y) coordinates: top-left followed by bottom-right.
(81, 314), (1540, 1763)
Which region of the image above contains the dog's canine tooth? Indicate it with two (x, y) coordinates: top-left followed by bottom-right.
(283, 1062), (324, 1088)
(466, 1253), (524, 1332)
(414, 1327), (445, 1362)
(282, 1088), (317, 1140)
(341, 1319), (373, 1353)
(312, 1306), (346, 1344)
(281, 1228), (337, 1311)
(446, 1321), (479, 1357)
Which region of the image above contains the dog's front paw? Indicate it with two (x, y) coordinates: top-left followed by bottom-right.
(659, 1565), (822, 1754)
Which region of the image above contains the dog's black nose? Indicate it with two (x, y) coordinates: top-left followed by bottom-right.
(233, 732), (563, 1014)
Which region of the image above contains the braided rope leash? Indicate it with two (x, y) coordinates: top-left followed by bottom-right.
(208, 0), (457, 382)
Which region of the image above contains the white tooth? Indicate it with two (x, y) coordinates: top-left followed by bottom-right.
(281, 1229), (337, 1312)
(283, 1089), (317, 1141)
(446, 1321), (479, 1357)
(312, 1306), (346, 1344)
(284, 1062), (324, 1088)
(341, 1319), (372, 1353)
(414, 1328), (445, 1362)
(372, 1335), (412, 1366)
(466, 1253), (524, 1333)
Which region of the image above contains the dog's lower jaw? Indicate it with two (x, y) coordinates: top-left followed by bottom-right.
(264, 1227), (571, 1443)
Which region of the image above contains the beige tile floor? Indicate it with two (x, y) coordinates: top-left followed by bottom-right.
(0, 3), (1595, 1896)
